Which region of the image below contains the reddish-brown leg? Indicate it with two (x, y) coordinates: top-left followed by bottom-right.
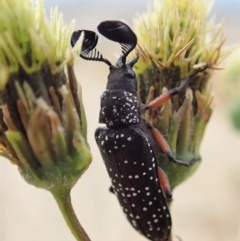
(151, 126), (200, 166)
(157, 167), (172, 200)
(146, 64), (208, 110)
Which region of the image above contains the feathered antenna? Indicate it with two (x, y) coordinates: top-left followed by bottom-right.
(97, 21), (137, 65)
(71, 30), (112, 66)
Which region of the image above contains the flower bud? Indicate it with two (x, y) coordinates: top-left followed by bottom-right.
(133, 0), (231, 189)
(0, 0), (91, 192)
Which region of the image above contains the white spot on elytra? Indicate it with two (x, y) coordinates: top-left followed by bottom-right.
(132, 220), (137, 227)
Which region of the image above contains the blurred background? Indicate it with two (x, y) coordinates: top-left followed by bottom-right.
(0, 0), (239, 241)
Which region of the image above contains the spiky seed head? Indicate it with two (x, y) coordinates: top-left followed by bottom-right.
(0, 0), (91, 192)
(133, 0), (232, 189)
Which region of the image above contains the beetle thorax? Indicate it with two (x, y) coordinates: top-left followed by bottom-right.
(99, 65), (140, 127)
(99, 89), (140, 126)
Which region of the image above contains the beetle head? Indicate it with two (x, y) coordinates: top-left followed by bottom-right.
(71, 21), (139, 92)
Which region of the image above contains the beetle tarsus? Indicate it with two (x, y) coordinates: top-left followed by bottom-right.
(167, 151), (189, 166)
(168, 152), (201, 167)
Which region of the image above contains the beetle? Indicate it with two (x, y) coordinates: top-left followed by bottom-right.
(71, 20), (208, 241)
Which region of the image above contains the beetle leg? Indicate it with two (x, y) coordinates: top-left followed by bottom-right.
(157, 167), (172, 200)
(145, 64), (208, 110)
(109, 186), (115, 194)
(150, 126), (200, 166)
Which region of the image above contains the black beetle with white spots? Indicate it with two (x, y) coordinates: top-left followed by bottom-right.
(71, 20), (209, 241)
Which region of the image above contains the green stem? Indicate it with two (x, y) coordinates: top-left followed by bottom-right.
(52, 189), (91, 241)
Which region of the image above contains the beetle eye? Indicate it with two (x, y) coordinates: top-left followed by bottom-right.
(126, 70), (135, 78)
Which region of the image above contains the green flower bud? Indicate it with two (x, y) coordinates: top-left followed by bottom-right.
(133, 0), (232, 189)
(0, 0), (91, 193)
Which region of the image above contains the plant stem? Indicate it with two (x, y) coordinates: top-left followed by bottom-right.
(52, 189), (91, 241)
